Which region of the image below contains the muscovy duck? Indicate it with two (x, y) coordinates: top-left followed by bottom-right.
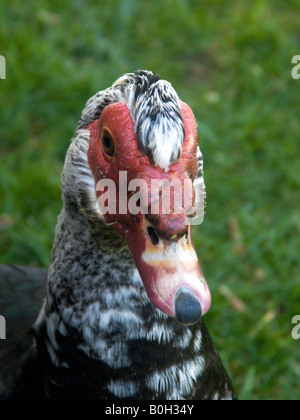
(0, 71), (236, 400)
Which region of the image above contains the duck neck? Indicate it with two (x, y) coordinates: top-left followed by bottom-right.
(34, 208), (234, 400)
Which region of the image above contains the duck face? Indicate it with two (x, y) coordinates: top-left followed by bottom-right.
(87, 99), (211, 325)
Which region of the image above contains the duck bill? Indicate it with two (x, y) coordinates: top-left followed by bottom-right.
(123, 221), (211, 325)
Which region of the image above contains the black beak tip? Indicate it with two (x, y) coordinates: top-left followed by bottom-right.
(175, 289), (202, 325)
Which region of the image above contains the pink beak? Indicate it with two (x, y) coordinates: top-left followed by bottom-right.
(122, 218), (211, 325)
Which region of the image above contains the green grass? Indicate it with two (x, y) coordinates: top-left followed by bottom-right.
(0, 0), (299, 400)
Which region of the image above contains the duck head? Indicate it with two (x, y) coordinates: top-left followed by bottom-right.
(70, 71), (211, 325)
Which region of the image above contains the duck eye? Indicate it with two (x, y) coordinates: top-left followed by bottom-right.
(102, 131), (116, 157)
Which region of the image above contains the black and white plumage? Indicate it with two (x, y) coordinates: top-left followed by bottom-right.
(0, 71), (236, 400)
(78, 71), (185, 171)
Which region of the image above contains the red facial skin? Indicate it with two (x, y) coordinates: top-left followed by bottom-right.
(87, 102), (211, 319)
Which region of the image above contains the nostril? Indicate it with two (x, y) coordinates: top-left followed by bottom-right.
(147, 227), (160, 246)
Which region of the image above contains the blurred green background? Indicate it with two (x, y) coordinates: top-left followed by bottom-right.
(0, 0), (299, 400)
